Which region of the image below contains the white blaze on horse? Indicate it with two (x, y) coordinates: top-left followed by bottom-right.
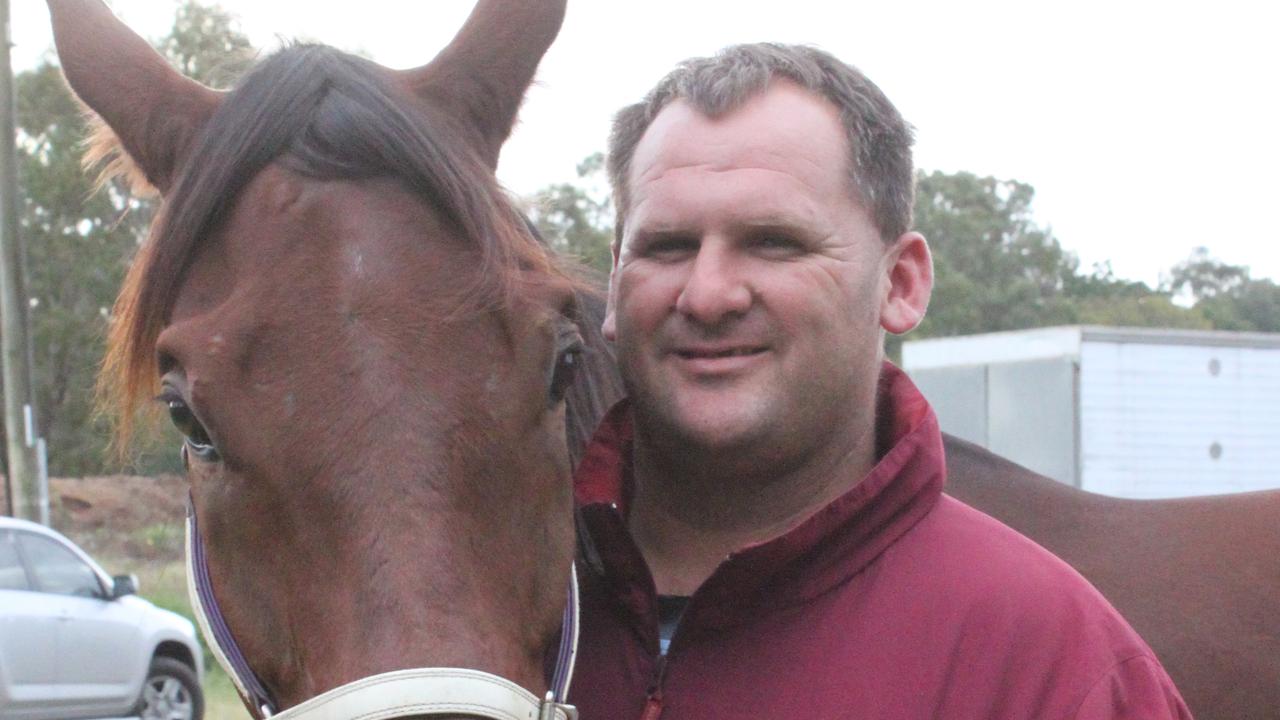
(48, 0), (616, 718)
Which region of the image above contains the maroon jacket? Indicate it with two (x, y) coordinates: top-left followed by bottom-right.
(568, 364), (1191, 719)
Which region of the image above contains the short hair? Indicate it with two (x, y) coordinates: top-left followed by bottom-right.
(607, 43), (915, 245)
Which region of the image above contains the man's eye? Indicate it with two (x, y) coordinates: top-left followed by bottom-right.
(753, 233), (803, 255)
(640, 235), (699, 261)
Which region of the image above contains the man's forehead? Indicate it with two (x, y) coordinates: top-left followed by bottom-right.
(628, 82), (849, 192)
(627, 178), (825, 236)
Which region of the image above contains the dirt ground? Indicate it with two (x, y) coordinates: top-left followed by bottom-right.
(47, 473), (188, 561)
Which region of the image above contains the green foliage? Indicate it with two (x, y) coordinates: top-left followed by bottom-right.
(1165, 248), (1280, 332)
(15, 1), (253, 475)
(1165, 247), (1249, 300)
(205, 664), (252, 720)
(160, 1), (256, 88)
(1072, 294), (1212, 329)
(17, 63), (149, 474)
(127, 558), (191, 618)
(1060, 261), (1211, 329)
(1201, 280), (1280, 333)
(908, 171), (1213, 341)
(914, 171), (1073, 337)
(130, 522), (185, 559)
(527, 152), (614, 274)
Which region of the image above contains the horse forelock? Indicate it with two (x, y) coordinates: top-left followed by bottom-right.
(98, 42), (570, 451)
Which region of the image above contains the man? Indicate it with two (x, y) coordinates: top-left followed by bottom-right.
(567, 44), (1191, 719)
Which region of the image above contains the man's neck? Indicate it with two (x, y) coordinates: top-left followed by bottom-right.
(627, 424), (878, 597)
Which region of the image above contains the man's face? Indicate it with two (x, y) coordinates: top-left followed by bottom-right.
(605, 82), (920, 458)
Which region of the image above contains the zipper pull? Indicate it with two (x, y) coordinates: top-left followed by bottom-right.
(639, 654), (668, 720)
(640, 692), (664, 720)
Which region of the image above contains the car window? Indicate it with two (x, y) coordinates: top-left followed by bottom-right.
(0, 531), (30, 590)
(17, 532), (103, 598)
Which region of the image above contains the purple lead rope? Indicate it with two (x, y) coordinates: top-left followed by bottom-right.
(188, 498), (580, 718)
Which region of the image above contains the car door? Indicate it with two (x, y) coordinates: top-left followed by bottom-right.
(15, 531), (144, 719)
(0, 529), (62, 720)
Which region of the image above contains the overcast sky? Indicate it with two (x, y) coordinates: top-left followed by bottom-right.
(14, 0), (1280, 287)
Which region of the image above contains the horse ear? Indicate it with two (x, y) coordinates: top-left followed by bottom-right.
(400, 0), (566, 169)
(47, 0), (222, 194)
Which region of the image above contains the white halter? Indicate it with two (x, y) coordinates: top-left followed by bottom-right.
(184, 503), (580, 720)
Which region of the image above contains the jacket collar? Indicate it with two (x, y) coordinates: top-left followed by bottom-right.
(574, 362), (946, 637)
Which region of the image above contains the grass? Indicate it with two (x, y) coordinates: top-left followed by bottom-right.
(203, 665), (251, 720)
(132, 522), (185, 558)
(99, 554), (249, 720)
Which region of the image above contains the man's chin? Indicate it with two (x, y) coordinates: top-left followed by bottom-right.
(655, 402), (773, 454)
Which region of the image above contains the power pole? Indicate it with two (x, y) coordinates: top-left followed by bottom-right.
(0, 0), (39, 521)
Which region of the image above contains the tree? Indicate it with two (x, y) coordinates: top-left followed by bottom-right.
(908, 171), (1218, 341)
(14, 1), (254, 474)
(160, 0), (256, 88)
(526, 153), (614, 275)
(1165, 248), (1280, 332)
(1206, 279), (1280, 333)
(911, 171), (1078, 339)
(1072, 294), (1212, 330)
(1062, 261), (1210, 330)
(1165, 247), (1249, 300)
(17, 61), (148, 474)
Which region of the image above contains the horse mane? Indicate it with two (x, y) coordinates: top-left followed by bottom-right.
(97, 43), (569, 450)
(562, 282), (624, 467)
(81, 114), (157, 198)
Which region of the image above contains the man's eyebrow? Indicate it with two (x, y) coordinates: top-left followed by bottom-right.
(731, 212), (816, 232)
(736, 215), (803, 228)
(627, 207), (816, 236)
(629, 225), (687, 240)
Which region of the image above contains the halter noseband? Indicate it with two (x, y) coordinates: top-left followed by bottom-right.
(185, 501), (580, 720)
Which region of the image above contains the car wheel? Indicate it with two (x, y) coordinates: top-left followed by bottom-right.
(135, 657), (204, 720)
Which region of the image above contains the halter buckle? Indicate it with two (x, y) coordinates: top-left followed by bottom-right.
(540, 692), (579, 720)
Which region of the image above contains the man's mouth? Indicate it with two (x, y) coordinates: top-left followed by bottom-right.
(675, 346), (768, 359)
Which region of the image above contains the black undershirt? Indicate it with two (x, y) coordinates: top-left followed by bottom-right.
(657, 594), (691, 655)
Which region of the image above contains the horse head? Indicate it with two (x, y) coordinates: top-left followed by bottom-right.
(49, 0), (594, 716)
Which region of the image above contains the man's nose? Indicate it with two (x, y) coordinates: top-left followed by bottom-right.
(675, 241), (752, 325)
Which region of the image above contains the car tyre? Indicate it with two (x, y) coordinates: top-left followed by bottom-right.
(134, 656), (204, 720)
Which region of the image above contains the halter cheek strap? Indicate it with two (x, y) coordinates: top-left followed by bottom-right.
(185, 502), (580, 720)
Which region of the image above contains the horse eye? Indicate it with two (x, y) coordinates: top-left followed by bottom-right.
(549, 342), (583, 405)
(163, 396), (221, 462)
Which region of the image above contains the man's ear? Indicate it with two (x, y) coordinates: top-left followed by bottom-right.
(880, 231), (933, 335)
(601, 242), (621, 342)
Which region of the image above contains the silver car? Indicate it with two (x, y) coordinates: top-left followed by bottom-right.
(0, 517), (204, 720)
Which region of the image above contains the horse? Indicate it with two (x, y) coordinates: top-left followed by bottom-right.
(49, 0), (621, 718)
(51, 0), (1278, 717)
(945, 435), (1280, 720)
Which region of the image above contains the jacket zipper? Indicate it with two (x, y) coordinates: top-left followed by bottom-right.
(639, 653), (668, 720)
